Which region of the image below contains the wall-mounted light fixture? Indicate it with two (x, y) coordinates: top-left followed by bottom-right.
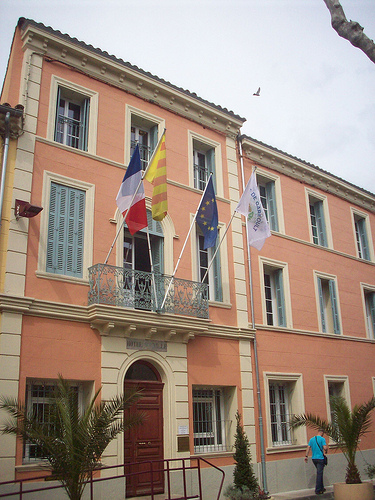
(15, 199), (43, 220)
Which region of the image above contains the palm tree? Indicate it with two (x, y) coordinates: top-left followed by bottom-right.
(0, 375), (144, 500)
(290, 396), (375, 484)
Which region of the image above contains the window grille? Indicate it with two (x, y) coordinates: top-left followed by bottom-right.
(193, 388), (229, 453)
(269, 383), (292, 446)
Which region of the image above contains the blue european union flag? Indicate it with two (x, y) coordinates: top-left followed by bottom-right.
(196, 176), (218, 249)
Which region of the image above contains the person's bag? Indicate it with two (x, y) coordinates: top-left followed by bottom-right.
(316, 436), (328, 466)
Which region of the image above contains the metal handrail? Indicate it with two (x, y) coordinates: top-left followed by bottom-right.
(0, 457), (225, 500)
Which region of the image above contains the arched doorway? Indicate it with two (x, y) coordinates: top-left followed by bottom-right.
(124, 360), (164, 497)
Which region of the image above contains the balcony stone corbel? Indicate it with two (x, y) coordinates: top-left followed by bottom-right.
(182, 332), (195, 343)
(90, 320), (115, 336)
(145, 327), (157, 339)
(164, 329), (177, 341)
(123, 324), (137, 337)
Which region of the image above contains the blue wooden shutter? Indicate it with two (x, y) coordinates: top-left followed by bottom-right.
(206, 148), (216, 190)
(315, 201), (328, 247)
(66, 188), (85, 277)
(266, 181), (279, 232)
(357, 218), (370, 260)
(150, 125), (158, 157)
(329, 280), (340, 334)
(80, 97), (90, 151)
(212, 237), (222, 302)
(54, 86), (61, 142)
(275, 269), (286, 327)
(47, 183), (85, 277)
(368, 293), (375, 338)
(317, 277), (327, 332)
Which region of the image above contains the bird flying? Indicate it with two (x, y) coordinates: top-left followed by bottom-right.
(253, 87), (261, 96)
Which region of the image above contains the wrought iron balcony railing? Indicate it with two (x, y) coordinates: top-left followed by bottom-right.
(88, 264), (209, 319)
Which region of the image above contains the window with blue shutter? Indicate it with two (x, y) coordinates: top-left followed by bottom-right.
(193, 142), (216, 191)
(198, 232), (222, 302)
(310, 199), (327, 247)
(54, 87), (90, 151)
(317, 276), (340, 334)
(365, 291), (375, 338)
(46, 183), (85, 278)
(259, 179), (279, 232)
(275, 269), (286, 327)
(130, 120), (159, 171)
(354, 216), (370, 260)
(264, 266), (287, 327)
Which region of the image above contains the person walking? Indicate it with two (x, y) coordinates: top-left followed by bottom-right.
(304, 429), (328, 495)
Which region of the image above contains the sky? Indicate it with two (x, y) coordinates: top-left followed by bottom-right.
(1, 0), (374, 194)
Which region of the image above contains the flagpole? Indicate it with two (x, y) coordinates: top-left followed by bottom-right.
(160, 173), (213, 311)
(238, 138), (268, 495)
(200, 210), (236, 285)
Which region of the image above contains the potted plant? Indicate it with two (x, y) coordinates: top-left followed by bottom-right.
(225, 411), (269, 500)
(290, 396), (375, 500)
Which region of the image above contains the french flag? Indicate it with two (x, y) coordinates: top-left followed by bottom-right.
(116, 145), (148, 235)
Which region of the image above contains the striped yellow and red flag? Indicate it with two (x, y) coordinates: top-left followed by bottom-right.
(144, 132), (167, 221)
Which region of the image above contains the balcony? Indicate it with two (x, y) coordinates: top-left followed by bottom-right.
(88, 264), (209, 319)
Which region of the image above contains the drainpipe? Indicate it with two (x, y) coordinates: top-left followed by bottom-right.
(0, 104), (24, 228)
(0, 112), (11, 228)
(237, 135), (268, 495)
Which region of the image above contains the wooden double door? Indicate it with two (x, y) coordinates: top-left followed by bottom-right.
(125, 369), (164, 497)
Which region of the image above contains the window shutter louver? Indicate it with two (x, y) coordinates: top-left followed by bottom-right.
(80, 98), (90, 151)
(150, 125), (158, 156)
(368, 293), (375, 338)
(266, 182), (279, 232)
(358, 218), (370, 260)
(317, 277), (327, 332)
(54, 87), (61, 142)
(212, 238), (222, 302)
(275, 269), (286, 327)
(329, 280), (340, 334)
(206, 148), (216, 190)
(315, 201), (328, 247)
(47, 183), (85, 277)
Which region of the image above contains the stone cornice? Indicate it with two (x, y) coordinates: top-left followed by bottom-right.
(20, 21), (245, 138)
(0, 294), (254, 342)
(241, 137), (375, 213)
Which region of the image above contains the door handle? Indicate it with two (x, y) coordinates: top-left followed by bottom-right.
(139, 442), (146, 445)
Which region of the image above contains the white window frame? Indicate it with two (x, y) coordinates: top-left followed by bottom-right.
(191, 218), (230, 305)
(314, 271), (342, 335)
(125, 105), (165, 166)
(264, 373), (306, 449)
(192, 386), (235, 454)
(351, 208), (373, 261)
(324, 375), (351, 423)
(305, 188), (332, 248)
(47, 76), (98, 154)
(361, 283), (375, 339)
(37, 171), (95, 283)
(259, 257), (292, 329)
(256, 169), (284, 234)
(188, 131), (223, 198)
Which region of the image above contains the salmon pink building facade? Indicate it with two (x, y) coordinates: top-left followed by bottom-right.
(0, 17), (374, 498)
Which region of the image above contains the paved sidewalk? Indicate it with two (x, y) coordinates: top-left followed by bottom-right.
(269, 485), (334, 499)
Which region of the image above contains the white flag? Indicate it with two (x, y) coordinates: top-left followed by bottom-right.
(235, 172), (271, 250)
